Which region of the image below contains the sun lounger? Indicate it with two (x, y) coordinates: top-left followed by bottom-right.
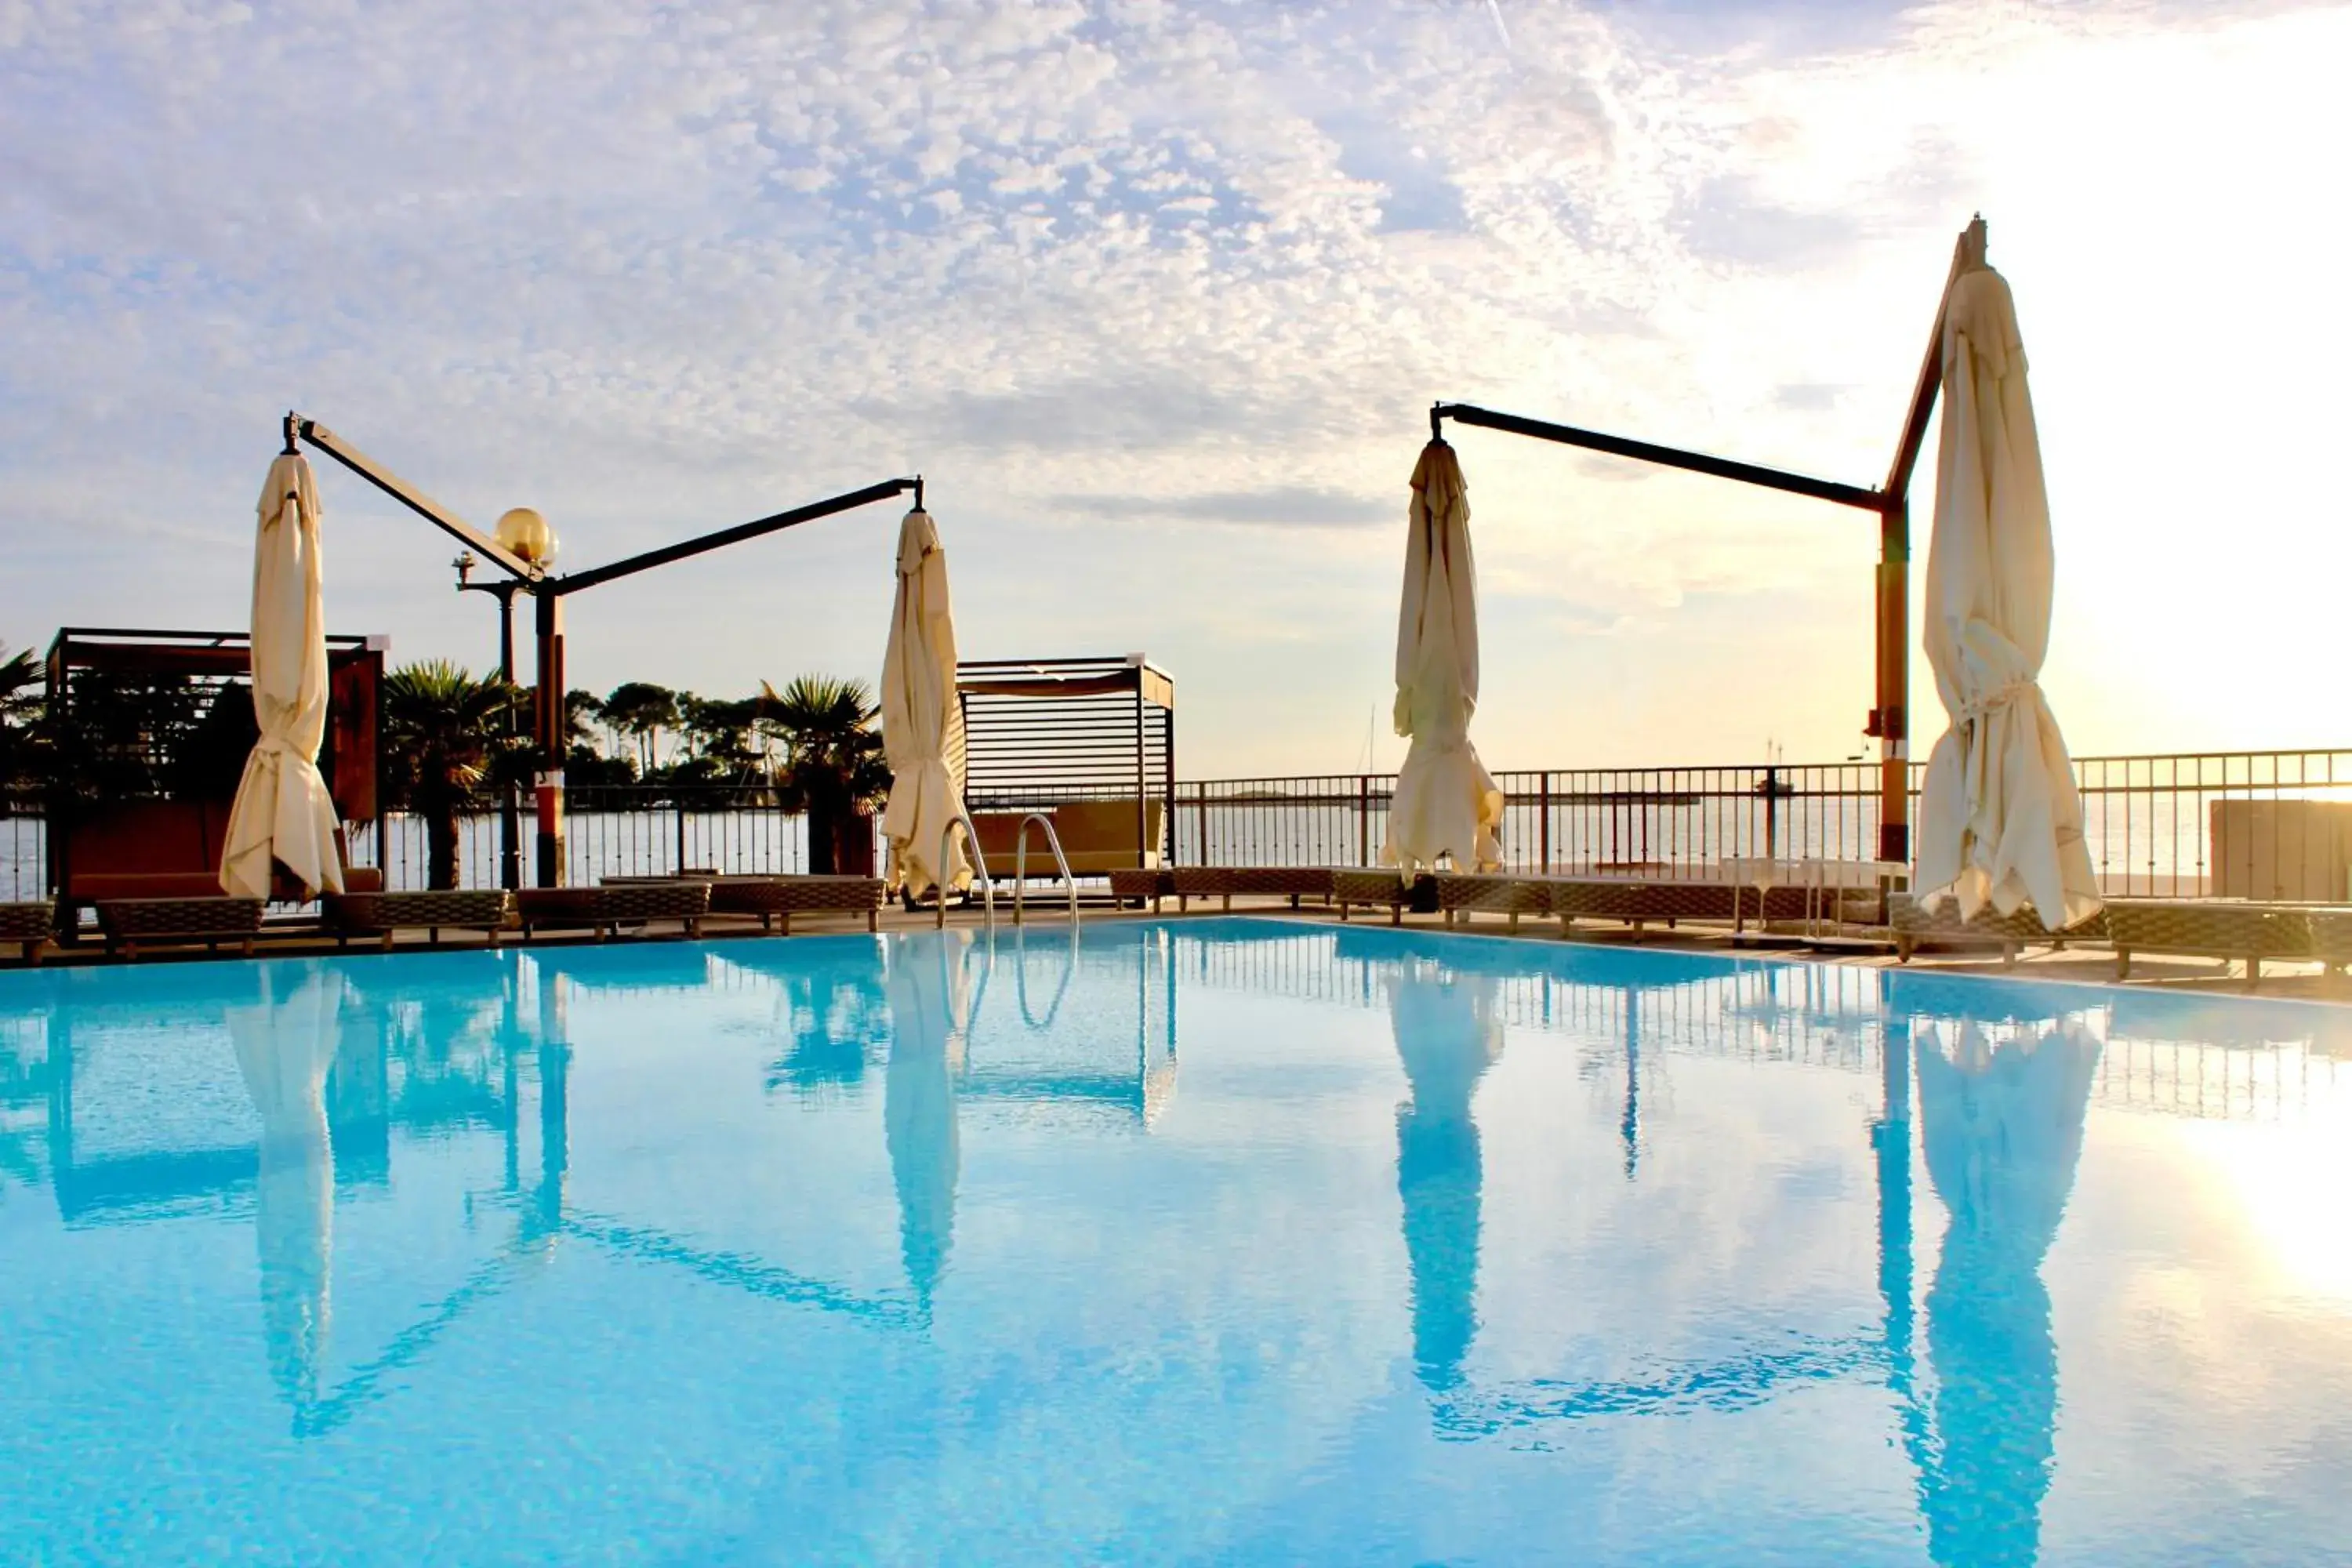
(702, 875), (883, 934)
(600, 880), (713, 938)
(1169, 866), (1336, 912)
(514, 887), (612, 940)
(2106, 899), (2316, 988)
(325, 889), (514, 949)
(96, 895), (264, 960)
(1109, 869), (1175, 909)
(1889, 891), (2109, 967)
(2, 900), (56, 964)
(1334, 869), (1437, 924)
(514, 882), (713, 942)
(2305, 909), (2352, 976)
(1435, 873), (1545, 929)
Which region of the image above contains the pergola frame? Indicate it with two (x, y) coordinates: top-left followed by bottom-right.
(1432, 216), (1991, 864)
(282, 413), (921, 885)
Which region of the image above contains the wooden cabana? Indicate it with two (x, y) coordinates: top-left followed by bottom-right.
(957, 655), (1175, 877)
(44, 626), (385, 916)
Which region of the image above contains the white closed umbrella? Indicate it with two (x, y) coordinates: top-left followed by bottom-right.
(1384, 441), (1502, 877)
(221, 452), (344, 900)
(1915, 258), (2100, 930)
(880, 508), (971, 901)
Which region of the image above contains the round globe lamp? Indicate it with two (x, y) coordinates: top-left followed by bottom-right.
(495, 506), (555, 569)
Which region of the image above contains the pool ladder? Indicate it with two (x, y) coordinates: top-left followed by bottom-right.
(935, 811), (1081, 928)
(1011, 814), (1081, 927)
(936, 811), (997, 931)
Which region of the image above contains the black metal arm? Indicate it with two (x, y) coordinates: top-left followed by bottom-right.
(553, 477), (918, 594)
(1430, 402), (1886, 514)
(292, 416), (542, 579)
(289, 410), (920, 595)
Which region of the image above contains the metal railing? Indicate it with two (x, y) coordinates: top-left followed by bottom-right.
(345, 787), (873, 894)
(9, 750), (2352, 906)
(1172, 749), (2352, 899)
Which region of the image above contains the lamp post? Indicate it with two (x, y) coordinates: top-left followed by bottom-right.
(488, 508), (565, 888)
(456, 546), (528, 891)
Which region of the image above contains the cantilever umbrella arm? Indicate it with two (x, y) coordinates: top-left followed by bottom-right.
(289, 414), (542, 581)
(288, 411), (923, 596)
(1428, 403), (1886, 514)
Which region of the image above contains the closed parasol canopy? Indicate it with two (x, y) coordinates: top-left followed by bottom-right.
(1915, 260), (2100, 930)
(880, 507), (971, 899)
(221, 452), (344, 900)
(1384, 440), (1502, 876)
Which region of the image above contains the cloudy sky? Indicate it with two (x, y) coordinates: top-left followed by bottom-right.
(3, 0), (2345, 775)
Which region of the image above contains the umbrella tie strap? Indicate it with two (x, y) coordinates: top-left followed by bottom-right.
(1958, 677), (2034, 725)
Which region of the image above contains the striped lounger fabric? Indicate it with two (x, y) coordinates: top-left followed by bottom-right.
(325, 890), (514, 949)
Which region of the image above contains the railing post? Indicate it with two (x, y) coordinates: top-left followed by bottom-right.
(1358, 775), (1371, 866)
(674, 804), (688, 876)
(1539, 771), (1552, 873)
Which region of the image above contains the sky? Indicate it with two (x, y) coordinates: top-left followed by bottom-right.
(2, 0), (2347, 778)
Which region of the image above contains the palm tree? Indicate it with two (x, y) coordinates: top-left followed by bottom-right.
(0, 645), (41, 809)
(381, 661), (522, 889)
(757, 675), (888, 875)
(602, 682), (679, 774)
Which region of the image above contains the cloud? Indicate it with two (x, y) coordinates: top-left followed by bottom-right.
(0, 0), (2337, 775)
(1051, 487), (1390, 529)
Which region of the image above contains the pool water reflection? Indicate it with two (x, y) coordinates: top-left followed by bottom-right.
(2, 920), (2350, 1564)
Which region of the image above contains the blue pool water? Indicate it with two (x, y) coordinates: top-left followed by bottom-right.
(4, 920), (2351, 1565)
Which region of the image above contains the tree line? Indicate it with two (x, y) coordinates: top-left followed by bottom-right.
(0, 644), (889, 883)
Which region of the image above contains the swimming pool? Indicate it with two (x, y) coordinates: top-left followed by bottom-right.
(2, 920), (2349, 1564)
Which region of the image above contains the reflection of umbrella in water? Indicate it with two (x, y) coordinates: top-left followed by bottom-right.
(886, 929), (976, 1313)
(1387, 959), (1505, 1392)
(1914, 1020), (2098, 1567)
(227, 964), (346, 1417)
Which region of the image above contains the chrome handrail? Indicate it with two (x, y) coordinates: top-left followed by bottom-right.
(936, 811), (996, 931)
(1013, 813), (1081, 927)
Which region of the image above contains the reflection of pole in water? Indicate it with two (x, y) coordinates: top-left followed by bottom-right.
(1621, 993), (1640, 1181)
(532, 962), (570, 1241)
(1874, 993), (1920, 1466)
